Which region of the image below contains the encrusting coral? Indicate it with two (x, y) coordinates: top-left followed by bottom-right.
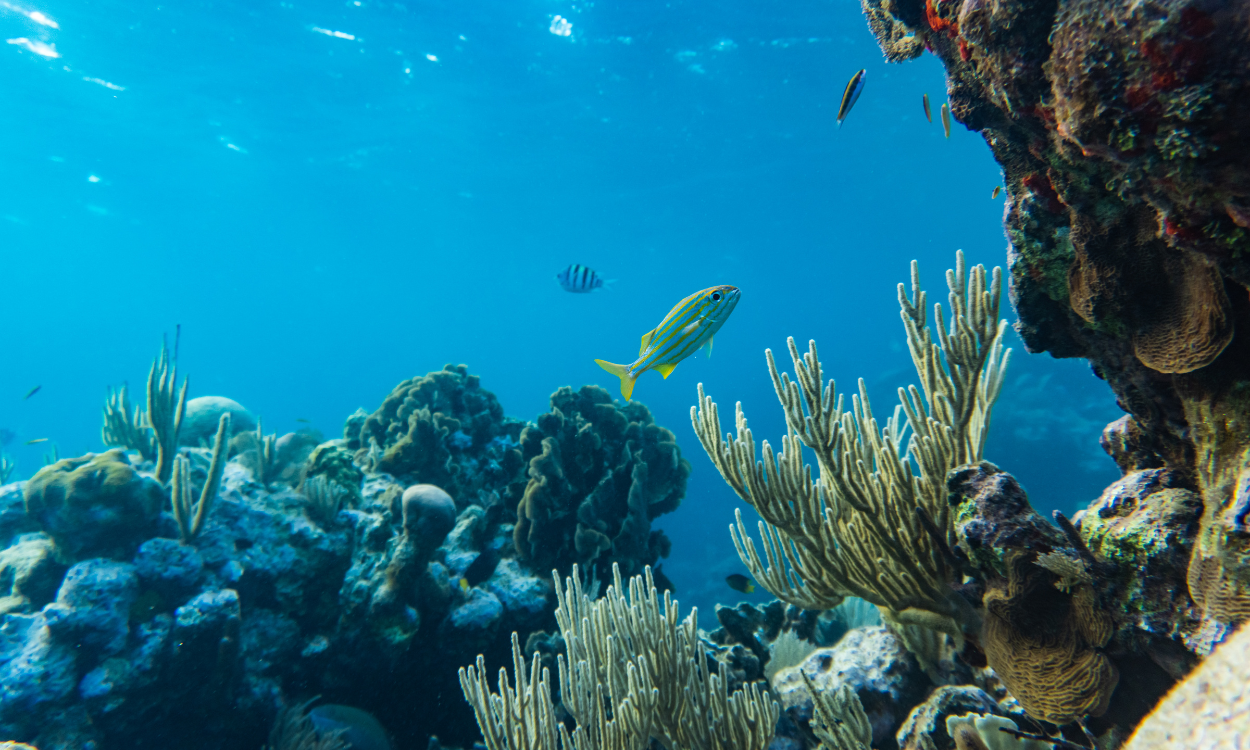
(459, 564), (779, 750)
(692, 252), (1007, 644)
(859, 0), (925, 62)
(513, 385), (689, 582)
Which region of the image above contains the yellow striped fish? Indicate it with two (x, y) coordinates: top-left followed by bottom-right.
(595, 285), (740, 400)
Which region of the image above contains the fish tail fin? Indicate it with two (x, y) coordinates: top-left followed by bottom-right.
(595, 359), (636, 400)
(601, 278), (617, 290)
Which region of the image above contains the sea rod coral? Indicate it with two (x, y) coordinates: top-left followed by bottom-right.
(459, 564), (779, 750)
(692, 252), (1008, 645)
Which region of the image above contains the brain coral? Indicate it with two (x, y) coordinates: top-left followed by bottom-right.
(345, 365), (526, 507)
(981, 551), (1118, 725)
(512, 385), (689, 581)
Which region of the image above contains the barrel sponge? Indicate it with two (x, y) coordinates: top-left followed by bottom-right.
(1124, 619), (1250, 749)
(24, 450), (165, 562)
(980, 551), (1119, 725)
(512, 385), (689, 580)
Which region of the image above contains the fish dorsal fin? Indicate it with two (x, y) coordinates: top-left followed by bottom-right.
(640, 328), (657, 355)
(703, 337), (713, 358)
(655, 363), (677, 379)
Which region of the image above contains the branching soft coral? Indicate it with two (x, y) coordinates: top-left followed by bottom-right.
(692, 252), (1009, 643)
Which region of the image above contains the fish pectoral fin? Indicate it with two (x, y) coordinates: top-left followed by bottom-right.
(655, 363), (677, 379)
(703, 337), (713, 358)
(681, 320), (702, 337)
(639, 328), (656, 356)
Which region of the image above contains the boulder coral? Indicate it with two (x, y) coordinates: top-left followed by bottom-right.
(23, 450), (165, 562)
(512, 384), (689, 582)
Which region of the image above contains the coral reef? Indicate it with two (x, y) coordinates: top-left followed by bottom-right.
(345, 365), (526, 508)
(690, 248), (1250, 742)
(0, 346), (703, 749)
(862, 0), (1250, 646)
(513, 385), (688, 582)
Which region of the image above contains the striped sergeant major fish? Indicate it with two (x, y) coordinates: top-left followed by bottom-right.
(595, 285), (740, 400)
(556, 263), (612, 293)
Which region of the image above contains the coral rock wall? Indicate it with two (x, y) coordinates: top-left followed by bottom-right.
(862, 0), (1250, 648)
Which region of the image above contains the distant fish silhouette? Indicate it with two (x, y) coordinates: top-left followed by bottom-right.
(941, 102), (952, 138)
(991, 186), (1002, 199)
(0, 429), (14, 447)
(725, 574), (755, 594)
(837, 69), (866, 127)
(25, 438), (48, 445)
(922, 93), (932, 123)
(23, 385), (40, 400)
(296, 418), (311, 423)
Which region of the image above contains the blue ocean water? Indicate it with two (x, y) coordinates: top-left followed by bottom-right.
(0, 0), (1119, 616)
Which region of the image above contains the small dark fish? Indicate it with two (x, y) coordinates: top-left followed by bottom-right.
(462, 547), (501, 588)
(295, 418), (311, 423)
(557, 264), (610, 293)
(25, 438), (48, 445)
(991, 186), (1002, 199)
(837, 69), (866, 127)
(922, 93), (931, 123)
(23, 386), (40, 400)
(941, 102), (952, 138)
(725, 574), (755, 594)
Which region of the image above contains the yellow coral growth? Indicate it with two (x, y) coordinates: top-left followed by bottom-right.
(860, 0), (925, 62)
(1131, 252), (1232, 374)
(981, 553), (1118, 725)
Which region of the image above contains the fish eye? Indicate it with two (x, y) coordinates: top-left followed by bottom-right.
(712, 293), (721, 301)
